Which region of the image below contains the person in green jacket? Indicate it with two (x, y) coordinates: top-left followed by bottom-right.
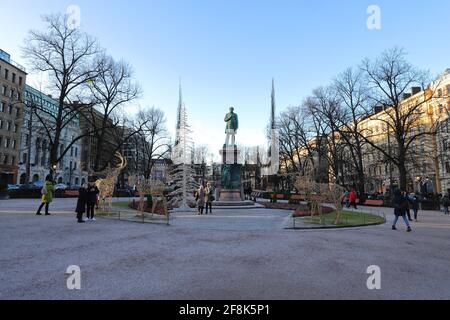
(36, 175), (55, 216)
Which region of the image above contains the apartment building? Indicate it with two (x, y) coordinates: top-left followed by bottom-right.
(0, 49), (27, 185)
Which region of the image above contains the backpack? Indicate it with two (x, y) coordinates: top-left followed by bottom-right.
(41, 184), (48, 195)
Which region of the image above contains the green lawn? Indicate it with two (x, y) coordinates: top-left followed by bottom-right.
(298, 210), (385, 227)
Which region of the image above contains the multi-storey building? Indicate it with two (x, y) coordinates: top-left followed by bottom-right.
(17, 85), (87, 186)
(0, 49), (27, 185)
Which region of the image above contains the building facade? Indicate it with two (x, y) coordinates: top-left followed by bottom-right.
(0, 49), (27, 185)
(17, 85), (86, 186)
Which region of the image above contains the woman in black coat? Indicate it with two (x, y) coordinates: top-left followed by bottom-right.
(75, 186), (87, 223)
(392, 189), (412, 232)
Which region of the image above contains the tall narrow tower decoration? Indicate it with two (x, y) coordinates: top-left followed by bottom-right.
(265, 78), (280, 176)
(171, 82), (196, 210)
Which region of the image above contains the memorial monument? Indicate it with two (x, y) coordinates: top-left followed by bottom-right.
(219, 107), (243, 202)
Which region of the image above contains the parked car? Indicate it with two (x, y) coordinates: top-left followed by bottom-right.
(55, 183), (68, 190)
(7, 184), (19, 190)
(19, 182), (42, 190)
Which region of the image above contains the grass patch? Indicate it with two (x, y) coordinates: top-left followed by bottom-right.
(298, 210), (385, 227)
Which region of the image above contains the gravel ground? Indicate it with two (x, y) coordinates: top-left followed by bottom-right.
(1, 198), (450, 300)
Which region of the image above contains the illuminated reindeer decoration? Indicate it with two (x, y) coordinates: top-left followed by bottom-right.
(95, 152), (127, 211)
(128, 175), (168, 217)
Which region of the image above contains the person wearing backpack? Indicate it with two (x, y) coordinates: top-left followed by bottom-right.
(36, 175), (55, 216)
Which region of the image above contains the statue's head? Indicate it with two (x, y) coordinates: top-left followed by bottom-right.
(229, 107), (234, 112)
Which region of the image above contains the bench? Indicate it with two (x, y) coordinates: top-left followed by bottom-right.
(64, 190), (79, 197)
(289, 194), (304, 204)
(363, 199), (384, 207)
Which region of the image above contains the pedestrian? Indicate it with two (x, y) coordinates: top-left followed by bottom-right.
(392, 189), (412, 232)
(409, 193), (420, 222)
(195, 185), (206, 215)
(36, 175), (55, 216)
(86, 183), (99, 221)
(441, 193), (450, 215)
(343, 191), (350, 208)
(205, 182), (214, 214)
(75, 185), (87, 223)
(403, 191), (413, 222)
(349, 189), (357, 209)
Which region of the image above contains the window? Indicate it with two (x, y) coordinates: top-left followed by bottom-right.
(4, 69), (8, 80)
(75, 147), (78, 157)
(17, 92), (21, 102)
(70, 147), (74, 157)
(3, 155), (8, 165)
(12, 140), (16, 149)
(2, 86), (6, 96)
(13, 123), (18, 133)
(7, 121), (11, 131)
(74, 162), (77, 170)
(445, 162), (450, 174)
(12, 73), (16, 83)
(19, 77), (23, 86)
(9, 89), (14, 99)
(5, 138), (10, 148)
(8, 105), (13, 114)
(15, 108), (20, 118)
(0, 119), (3, 129)
(22, 152), (27, 164)
(11, 156), (15, 166)
(0, 102), (4, 112)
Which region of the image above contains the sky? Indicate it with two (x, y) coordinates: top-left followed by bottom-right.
(2, 0), (450, 159)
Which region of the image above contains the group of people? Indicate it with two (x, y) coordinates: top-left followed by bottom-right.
(75, 183), (100, 223)
(195, 182), (215, 215)
(391, 189), (420, 232)
(34, 175), (99, 224)
(343, 189), (358, 210)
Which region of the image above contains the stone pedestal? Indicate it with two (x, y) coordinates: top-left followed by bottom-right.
(219, 189), (242, 202)
(219, 146), (243, 202)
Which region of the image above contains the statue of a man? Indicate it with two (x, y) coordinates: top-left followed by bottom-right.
(224, 107), (239, 147)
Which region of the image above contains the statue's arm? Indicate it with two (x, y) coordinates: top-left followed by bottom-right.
(224, 113), (231, 122)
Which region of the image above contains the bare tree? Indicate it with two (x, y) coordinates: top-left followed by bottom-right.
(83, 54), (142, 171)
(135, 107), (170, 179)
(332, 67), (370, 197)
(360, 48), (438, 191)
(22, 13), (100, 175)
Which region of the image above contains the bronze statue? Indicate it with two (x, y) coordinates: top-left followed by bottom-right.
(224, 107), (239, 147)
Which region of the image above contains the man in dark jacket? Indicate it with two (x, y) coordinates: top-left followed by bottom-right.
(392, 189), (412, 232)
(75, 186), (87, 223)
(86, 183), (99, 221)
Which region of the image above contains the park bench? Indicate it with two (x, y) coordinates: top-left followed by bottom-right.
(289, 194), (304, 204)
(64, 190), (79, 197)
(363, 199), (384, 206)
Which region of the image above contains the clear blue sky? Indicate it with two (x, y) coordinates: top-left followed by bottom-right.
(2, 0), (450, 155)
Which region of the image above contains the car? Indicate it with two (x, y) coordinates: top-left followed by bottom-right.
(19, 182), (41, 190)
(55, 183), (68, 190)
(7, 184), (19, 190)
(33, 181), (44, 188)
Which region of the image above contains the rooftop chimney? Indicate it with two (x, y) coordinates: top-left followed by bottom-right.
(411, 87), (422, 95)
(403, 93), (412, 100)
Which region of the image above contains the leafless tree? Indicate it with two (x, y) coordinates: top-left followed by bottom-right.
(22, 13), (100, 175)
(135, 107), (170, 179)
(360, 47), (439, 191)
(83, 54), (142, 171)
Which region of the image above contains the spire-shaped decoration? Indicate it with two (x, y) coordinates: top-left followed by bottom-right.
(176, 79), (183, 130)
(271, 78), (276, 130)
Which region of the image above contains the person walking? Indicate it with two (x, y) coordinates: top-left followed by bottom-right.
(403, 191), (413, 222)
(86, 183), (99, 221)
(195, 185), (206, 215)
(75, 185), (87, 223)
(392, 189), (412, 232)
(349, 189), (357, 210)
(205, 182), (214, 214)
(343, 191), (350, 208)
(409, 193), (420, 222)
(441, 193), (450, 215)
(36, 175), (55, 216)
